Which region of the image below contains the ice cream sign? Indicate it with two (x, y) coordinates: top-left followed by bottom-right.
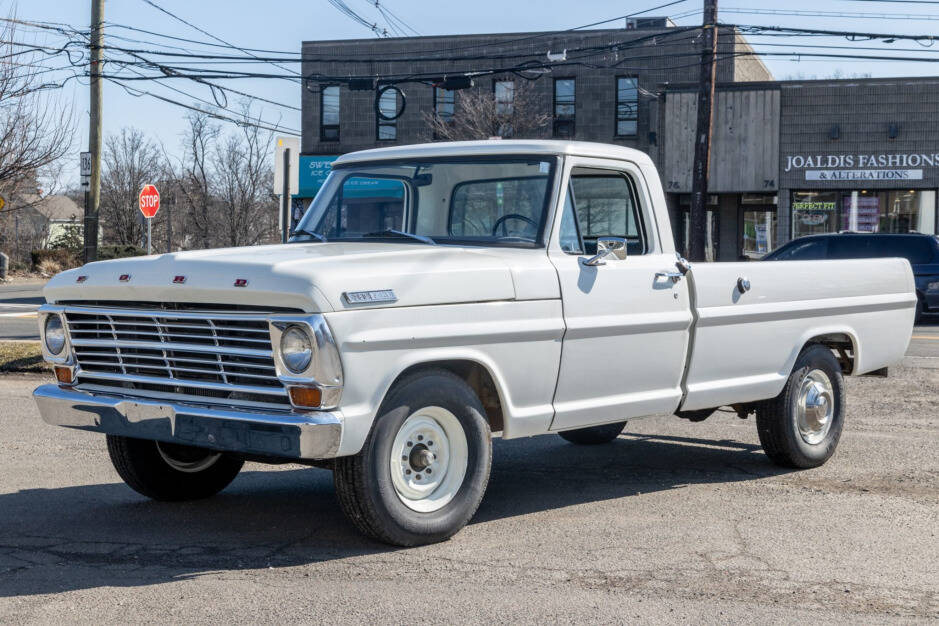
(785, 153), (939, 181)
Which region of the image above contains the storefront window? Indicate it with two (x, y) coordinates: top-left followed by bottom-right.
(792, 191), (839, 239)
(740, 193), (777, 259)
(793, 190), (936, 238)
(676, 195), (719, 261)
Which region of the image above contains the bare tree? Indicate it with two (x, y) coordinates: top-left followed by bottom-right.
(424, 79), (550, 141)
(99, 128), (164, 246)
(0, 16), (73, 196)
(211, 106), (278, 247)
(176, 110), (220, 249)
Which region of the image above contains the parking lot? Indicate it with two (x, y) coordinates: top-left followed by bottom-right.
(0, 326), (937, 621)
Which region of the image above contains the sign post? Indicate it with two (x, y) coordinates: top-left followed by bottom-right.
(138, 184), (160, 254)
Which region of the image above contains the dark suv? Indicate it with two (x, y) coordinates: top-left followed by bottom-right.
(764, 233), (939, 323)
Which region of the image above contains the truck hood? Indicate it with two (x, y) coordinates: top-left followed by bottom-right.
(44, 242), (518, 312)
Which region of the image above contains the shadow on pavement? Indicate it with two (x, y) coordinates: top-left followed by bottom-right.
(0, 430), (789, 598)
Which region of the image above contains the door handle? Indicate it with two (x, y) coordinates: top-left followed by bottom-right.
(655, 271), (684, 283)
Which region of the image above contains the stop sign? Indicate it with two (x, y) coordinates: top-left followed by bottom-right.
(139, 184), (160, 218)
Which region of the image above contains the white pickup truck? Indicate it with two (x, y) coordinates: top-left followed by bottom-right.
(34, 140), (915, 546)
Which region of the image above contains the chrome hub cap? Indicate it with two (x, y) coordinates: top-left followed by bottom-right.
(390, 406), (468, 513)
(156, 441), (222, 473)
(796, 369), (834, 445)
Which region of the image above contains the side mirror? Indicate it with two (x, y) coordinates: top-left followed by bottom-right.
(583, 237), (628, 266)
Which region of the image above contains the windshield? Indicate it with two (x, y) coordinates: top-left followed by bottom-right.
(290, 157), (557, 247)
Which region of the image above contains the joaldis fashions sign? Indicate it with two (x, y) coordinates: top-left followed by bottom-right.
(785, 153), (939, 181)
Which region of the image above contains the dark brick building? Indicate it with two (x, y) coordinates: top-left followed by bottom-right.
(299, 21), (771, 157)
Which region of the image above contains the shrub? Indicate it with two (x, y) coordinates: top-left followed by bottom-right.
(37, 258), (63, 276)
(31, 247), (76, 271)
(98, 245), (146, 260)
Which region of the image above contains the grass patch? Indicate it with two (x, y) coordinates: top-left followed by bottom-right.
(0, 341), (48, 373)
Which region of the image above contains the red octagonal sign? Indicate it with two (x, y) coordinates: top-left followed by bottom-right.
(139, 184), (160, 219)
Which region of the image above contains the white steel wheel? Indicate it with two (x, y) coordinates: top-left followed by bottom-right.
(796, 369), (835, 446)
(390, 406), (469, 513)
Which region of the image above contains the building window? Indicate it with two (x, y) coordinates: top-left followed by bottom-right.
(433, 87), (455, 138)
(377, 88), (397, 141)
(615, 77), (638, 136)
(791, 189), (937, 239)
(495, 80), (514, 116)
(553, 78), (575, 138)
(320, 85), (340, 142)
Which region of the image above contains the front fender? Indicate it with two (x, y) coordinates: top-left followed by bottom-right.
(324, 300), (564, 456)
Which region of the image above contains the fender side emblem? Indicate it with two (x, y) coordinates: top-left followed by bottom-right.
(172, 275), (186, 284)
(343, 289), (397, 304)
(76, 275), (88, 283)
(119, 274), (131, 282)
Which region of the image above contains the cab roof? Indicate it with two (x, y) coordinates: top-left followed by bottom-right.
(333, 139), (654, 167)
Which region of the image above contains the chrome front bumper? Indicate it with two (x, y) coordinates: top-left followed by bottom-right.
(33, 384), (343, 460)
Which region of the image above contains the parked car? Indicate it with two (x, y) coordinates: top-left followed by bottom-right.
(32, 141), (916, 546)
(764, 232), (939, 323)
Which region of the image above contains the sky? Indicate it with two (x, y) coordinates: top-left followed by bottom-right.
(7, 0), (939, 187)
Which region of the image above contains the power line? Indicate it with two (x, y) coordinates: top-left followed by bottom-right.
(137, 0), (300, 77)
(106, 77), (299, 135)
(717, 7), (939, 20)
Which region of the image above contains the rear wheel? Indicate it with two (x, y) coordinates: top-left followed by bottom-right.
(756, 344), (845, 469)
(558, 421), (628, 445)
(106, 435), (244, 501)
(333, 369), (492, 546)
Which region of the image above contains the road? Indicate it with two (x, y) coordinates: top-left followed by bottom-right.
(0, 282), (44, 340)
(0, 365), (936, 622)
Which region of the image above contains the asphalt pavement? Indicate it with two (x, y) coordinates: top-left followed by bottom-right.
(0, 281), (44, 340)
(0, 365), (936, 623)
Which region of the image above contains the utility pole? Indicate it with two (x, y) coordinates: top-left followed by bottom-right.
(281, 147), (291, 243)
(84, 0), (104, 264)
(689, 0), (718, 262)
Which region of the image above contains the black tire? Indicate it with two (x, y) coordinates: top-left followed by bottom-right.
(558, 421), (628, 445)
(755, 344), (845, 469)
(333, 369), (492, 546)
(106, 435), (244, 501)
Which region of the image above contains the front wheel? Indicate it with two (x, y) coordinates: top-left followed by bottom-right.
(755, 344), (845, 469)
(334, 369), (492, 546)
(106, 436), (244, 501)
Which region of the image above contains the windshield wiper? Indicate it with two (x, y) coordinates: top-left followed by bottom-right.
(290, 228), (327, 242)
(362, 229), (436, 245)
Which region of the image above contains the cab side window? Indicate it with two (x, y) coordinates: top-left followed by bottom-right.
(562, 168), (647, 255)
(558, 187), (583, 254)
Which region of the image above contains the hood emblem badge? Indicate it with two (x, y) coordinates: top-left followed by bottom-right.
(119, 274), (131, 282)
(234, 278), (248, 288)
(75, 275), (88, 283)
(172, 275), (186, 284)
(343, 289), (397, 305)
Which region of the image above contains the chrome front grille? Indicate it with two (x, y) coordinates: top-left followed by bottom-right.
(63, 306), (289, 408)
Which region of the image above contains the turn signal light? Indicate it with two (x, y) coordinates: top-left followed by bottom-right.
(54, 365), (74, 385)
(288, 386), (322, 409)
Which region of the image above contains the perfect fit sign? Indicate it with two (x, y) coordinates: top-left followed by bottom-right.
(785, 153), (939, 181)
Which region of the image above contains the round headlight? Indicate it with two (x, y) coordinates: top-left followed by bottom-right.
(280, 325), (312, 374)
(44, 314), (66, 355)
